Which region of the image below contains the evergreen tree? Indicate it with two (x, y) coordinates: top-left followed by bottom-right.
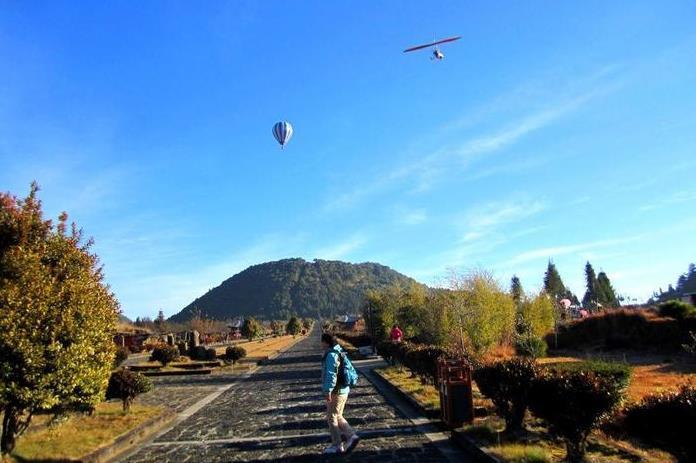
(597, 271), (620, 308)
(241, 317), (260, 341)
(582, 262), (599, 311)
(510, 275), (524, 307)
(286, 316), (302, 337)
(543, 261), (567, 300)
(0, 184), (119, 455)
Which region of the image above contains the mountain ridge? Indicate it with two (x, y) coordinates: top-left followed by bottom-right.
(169, 258), (421, 322)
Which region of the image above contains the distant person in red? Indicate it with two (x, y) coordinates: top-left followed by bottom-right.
(389, 324), (403, 343)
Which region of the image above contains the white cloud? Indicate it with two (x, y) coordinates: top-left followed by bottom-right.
(314, 232), (368, 260)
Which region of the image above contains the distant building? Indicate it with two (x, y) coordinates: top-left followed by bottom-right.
(335, 314), (365, 332)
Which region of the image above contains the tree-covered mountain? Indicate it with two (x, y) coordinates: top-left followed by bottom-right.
(169, 258), (420, 322)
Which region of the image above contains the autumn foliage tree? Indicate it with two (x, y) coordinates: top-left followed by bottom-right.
(0, 183), (119, 455)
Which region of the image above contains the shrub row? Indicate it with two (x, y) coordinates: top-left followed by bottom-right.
(623, 385), (696, 460)
(547, 309), (696, 351)
(377, 341), (447, 385)
(474, 359), (631, 463)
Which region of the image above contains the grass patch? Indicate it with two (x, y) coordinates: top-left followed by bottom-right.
(376, 366), (439, 411)
(13, 402), (163, 461)
(491, 443), (552, 463)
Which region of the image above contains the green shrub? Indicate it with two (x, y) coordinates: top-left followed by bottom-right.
(404, 344), (446, 385)
(105, 369), (152, 412)
(376, 340), (395, 362)
(113, 346), (130, 368)
(529, 361), (630, 463)
(546, 360), (631, 392)
(225, 346), (247, 364)
(149, 344), (179, 366)
(190, 345), (208, 360)
(473, 358), (539, 433)
(659, 300), (696, 320)
(623, 385), (696, 460)
(515, 335), (547, 358)
(683, 331), (696, 358)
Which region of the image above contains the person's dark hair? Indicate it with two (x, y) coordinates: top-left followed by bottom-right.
(321, 332), (338, 346)
(392, 324), (398, 329)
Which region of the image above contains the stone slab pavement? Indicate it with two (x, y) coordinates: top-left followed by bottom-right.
(120, 330), (474, 462)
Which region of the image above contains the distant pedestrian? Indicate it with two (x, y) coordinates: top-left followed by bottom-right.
(390, 324), (403, 343)
(321, 333), (360, 454)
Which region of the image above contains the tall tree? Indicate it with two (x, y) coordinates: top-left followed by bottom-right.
(582, 262), (599, 311)
(597, 271), (620, 308)
(510, 275), (524, 307)
(543, 261), (567, 300)
(241, 317), (260, 341)
(0, 184), (119, 455)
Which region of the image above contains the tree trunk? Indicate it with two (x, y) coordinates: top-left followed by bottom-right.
(505, 404), (526, 434)
(565, 436), (587, 463)
(1, 407), (19, 456)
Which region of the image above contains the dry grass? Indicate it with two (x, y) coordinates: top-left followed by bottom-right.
(490, 443), (551, 463)
(376, 366), (440, 410)
(12, 403), (163, 461)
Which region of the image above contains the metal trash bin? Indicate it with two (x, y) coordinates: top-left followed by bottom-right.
(438, 358), (474, 428)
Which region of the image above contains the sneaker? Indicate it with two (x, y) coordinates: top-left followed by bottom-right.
(345, 434), (360, 452)
(323, 444), (344, 454)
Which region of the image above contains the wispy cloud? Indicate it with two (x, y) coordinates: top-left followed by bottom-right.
(394, 206), (428, 225)
(314, 232), (368, 260)
(639, 190), (696, 211)
(324, 66), (623, 212)
(505, 235), (642, 267)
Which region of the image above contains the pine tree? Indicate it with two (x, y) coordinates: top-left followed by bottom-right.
(582, 262), (599, 311)
(510, 275), (524, 307)
(597, 271), (620, 308)
(543, 261), (567, 300)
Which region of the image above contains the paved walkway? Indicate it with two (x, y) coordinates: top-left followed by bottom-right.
(121, 330), (471, 462)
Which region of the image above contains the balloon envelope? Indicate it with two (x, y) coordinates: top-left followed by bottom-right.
(272, 121), (293, 148)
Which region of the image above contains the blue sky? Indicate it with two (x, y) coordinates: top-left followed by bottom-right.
(1, 1), (695, 319)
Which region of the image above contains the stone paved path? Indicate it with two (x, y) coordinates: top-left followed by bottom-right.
(121, 330), (471, 462)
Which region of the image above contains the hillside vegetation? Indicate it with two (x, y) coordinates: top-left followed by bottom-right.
(170, 258), (419, 321)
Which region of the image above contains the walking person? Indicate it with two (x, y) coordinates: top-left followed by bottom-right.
(321, 333), (360, 454)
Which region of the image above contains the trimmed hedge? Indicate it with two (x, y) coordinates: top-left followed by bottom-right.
(225, 345), (247, 364)
(659, 300), (696, 320)
(529, 361), (630, 463)
(473, 358), (539, 433)
(623, 385), (696, 460)
(149, 344), (179, 366)
(105, 369), (152, 412)
(377, 341), (447, 384)
(547, 309), (683, 351)
(404, 344), (446, 385)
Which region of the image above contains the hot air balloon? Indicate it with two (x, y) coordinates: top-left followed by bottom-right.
(272, 121), (293, 149)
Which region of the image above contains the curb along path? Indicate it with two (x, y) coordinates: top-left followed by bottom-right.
(120, 330), (473, 462)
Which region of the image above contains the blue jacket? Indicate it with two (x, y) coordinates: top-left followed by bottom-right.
(322, 344), (350, 395)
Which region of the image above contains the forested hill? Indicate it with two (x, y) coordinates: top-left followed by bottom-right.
(169, 258), (420, 322)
